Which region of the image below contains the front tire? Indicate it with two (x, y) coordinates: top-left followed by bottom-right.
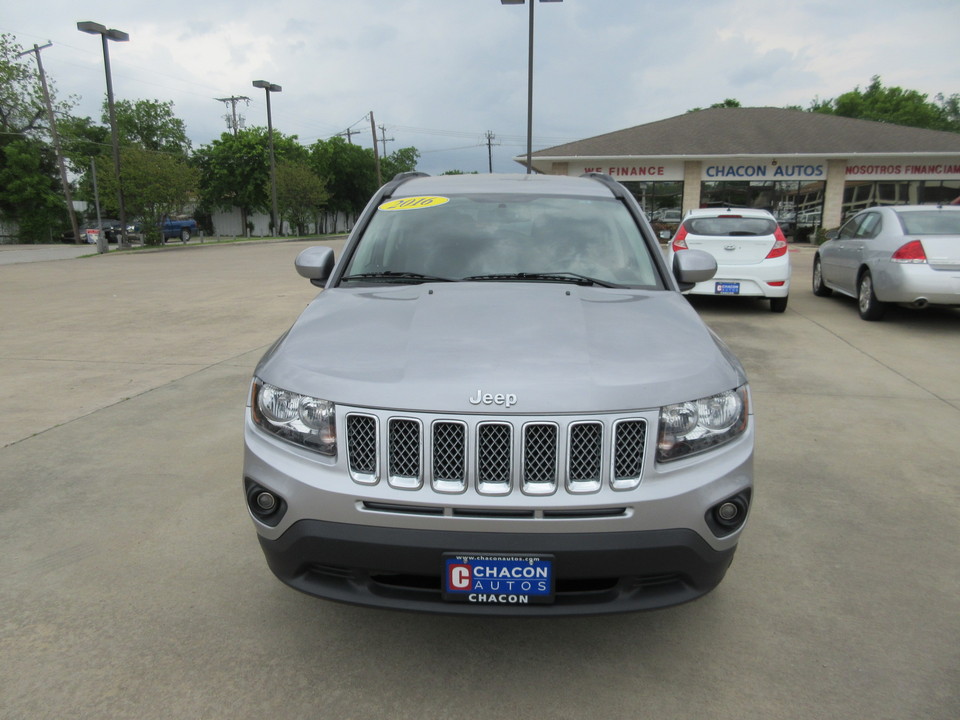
(857, 270), (885, 321)
(812, 256), (832, 297)
(180, 228), (191, 243)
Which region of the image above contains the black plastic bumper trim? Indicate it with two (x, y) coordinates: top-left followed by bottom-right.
(256, 520), (738, 616)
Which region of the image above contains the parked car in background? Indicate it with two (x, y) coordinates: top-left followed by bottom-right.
(813, 204), (960, 320)
(649, 208), (682, 225)
(60, 219), (121, 244)
(668, 207), (791, 312)
(242, 172), (754, 616)
(161, 216), (198, 243)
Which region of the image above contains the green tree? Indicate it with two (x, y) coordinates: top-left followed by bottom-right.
(58, 115), (111, 175)
(688, 98), (742, 113)
(810, 76), (960, 132)
(0, 33), (74, 242)
(93, 146), (198, 245)
(0, 137), (65, 241)
(195, 127), (305, 235)
(381, 146), (421, 181)
(308, 136), (379, 215)
(276, 161), (329, 235)
(109, 98), (192, 156)
(0, 33), (46, 135)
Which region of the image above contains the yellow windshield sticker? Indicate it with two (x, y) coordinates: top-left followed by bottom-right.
(378, 196), (450, 211)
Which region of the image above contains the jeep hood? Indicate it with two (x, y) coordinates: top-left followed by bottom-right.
(255, 283), (746, 414)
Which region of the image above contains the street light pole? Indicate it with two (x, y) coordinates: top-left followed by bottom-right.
(77, 21), (129, 249)
(501, 0), (562, 174)
(253, 80), (282, 236)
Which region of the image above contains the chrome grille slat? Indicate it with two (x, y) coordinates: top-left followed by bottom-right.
(432, 421), (466, 493)
(522, 423), (558, 494)
(388, 418), (422, 489)
(612, 419), (646, 490)
(343, 411), (646, 494)
(477, 422), (511, 495)
(346, 414), (378, 484)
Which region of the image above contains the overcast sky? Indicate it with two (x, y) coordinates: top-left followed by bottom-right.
(4, 0), (959, 175)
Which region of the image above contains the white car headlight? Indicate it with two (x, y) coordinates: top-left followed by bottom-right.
(657, 386), (748, 462)
(251, 379), (337, 456)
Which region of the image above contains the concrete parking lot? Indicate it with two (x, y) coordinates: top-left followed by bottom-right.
(2, 241), (958, 719)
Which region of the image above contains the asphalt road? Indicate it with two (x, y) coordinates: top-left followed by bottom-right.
(2, 241), (958, 719)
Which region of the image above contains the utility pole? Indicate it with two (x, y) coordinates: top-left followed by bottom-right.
(18, 43), (80, 247)
(369, 112), (382, 186)
(215, 95), (249, 136)
(377, 124), (394, 157)
(337, 127), (360, 144)
(484, 130), (499, 174)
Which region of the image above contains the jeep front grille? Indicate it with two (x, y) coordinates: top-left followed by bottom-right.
(345, 410), (647, 494)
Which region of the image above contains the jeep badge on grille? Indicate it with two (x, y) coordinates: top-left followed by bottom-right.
(469, 389), (518, 409)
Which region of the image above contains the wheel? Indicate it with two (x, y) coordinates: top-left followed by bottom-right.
(180, 228), (191, 243)
(770, 296), (788, 313)
(812, 256), (832, 296)
(857, 270), (885, 321)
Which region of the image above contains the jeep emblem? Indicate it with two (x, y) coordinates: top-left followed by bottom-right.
(469, 389), (518, 409)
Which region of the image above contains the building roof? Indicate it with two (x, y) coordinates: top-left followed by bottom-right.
(532, 107), (960, 159)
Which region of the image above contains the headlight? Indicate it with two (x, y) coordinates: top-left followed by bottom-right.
(251, 379), (337, 456)
(657, 386), (748, 462)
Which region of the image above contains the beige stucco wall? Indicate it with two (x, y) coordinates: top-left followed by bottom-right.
(682, 161), (702, 213)
(822, 159), (847, 229)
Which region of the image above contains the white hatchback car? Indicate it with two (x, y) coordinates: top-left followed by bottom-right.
(668, 208), (791, 312)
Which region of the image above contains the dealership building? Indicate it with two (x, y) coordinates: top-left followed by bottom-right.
(526, 107), (960, 237)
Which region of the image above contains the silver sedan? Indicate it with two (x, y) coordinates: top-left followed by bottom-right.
(813, 204), (960, 320)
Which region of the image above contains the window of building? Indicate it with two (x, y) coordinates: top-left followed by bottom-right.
(841, 180), (960, 220)
(700, 180), (826, 238)
(620, 181), (684, 219)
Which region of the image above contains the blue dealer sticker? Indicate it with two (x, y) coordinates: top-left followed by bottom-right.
(443, 553), (555, 605)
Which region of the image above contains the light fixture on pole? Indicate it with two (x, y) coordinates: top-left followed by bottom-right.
(500, 0), (562, 174)
(252, 80), (282, 235)
(77, 21), (129, 249)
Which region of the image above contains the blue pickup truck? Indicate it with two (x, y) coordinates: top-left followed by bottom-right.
(161, 217), (198, 243)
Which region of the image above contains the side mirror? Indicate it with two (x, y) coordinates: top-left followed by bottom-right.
(824, 228), (839, 241)
(295, 246), (335, 287)
(673, 249), (717, 292)
(659, 230), (672, 240)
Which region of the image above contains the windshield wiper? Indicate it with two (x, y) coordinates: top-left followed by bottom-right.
(462, 272), (617, 288)
(340, 271), (454, 284)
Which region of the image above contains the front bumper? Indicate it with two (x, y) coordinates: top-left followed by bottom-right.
(257, 519), (738, 616)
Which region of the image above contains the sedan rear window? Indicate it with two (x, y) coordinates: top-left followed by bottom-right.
(897, 211), (960, 236)
(685, 216), (778, 237)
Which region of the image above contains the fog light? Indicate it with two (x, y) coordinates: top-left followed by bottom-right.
(256, 491), (277, 512)
(717, 502), (739, 522)
(705, 490), (751, 537)
(244, 478), (287, 527)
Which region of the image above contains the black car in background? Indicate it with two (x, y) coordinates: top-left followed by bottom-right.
(60, 219), (122, 244)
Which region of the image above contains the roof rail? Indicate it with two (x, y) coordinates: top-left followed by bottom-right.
(580, 171), (630, 198)
(383, 171), (430, 196)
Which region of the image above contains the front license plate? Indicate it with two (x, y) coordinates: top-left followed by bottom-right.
(715, 282), (740, 295)
(442, 553), (555, 605)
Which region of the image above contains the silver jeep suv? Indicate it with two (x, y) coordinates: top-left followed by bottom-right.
(243, 172), (753, 615)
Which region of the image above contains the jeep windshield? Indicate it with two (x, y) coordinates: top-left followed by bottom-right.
(339, 194), (663, 289)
